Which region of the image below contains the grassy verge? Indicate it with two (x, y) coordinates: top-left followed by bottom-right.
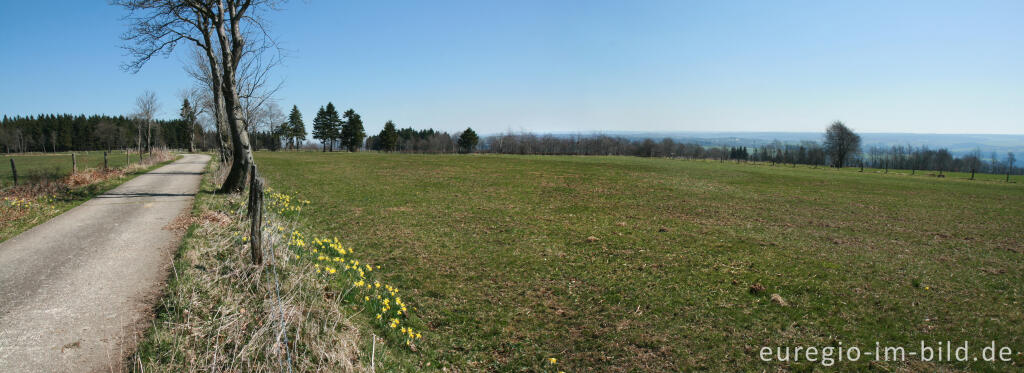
(255, 151), (1024, 372)
(0, 152), (179, 243)
(131, 160), (379, 371)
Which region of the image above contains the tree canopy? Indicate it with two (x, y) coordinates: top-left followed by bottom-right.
(458, 127), (479, 153)
(823, 121), (861, 168)
(340, 109), (365, 152)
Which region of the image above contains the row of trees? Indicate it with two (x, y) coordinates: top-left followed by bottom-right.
(0, 113), (210, 153)
(6, 107), (1018, 178)
(364, 125), (479, 153)
(308, 104), (365, 152)
(467, 123), (1019, 176)
(862, 145), (1016, 175)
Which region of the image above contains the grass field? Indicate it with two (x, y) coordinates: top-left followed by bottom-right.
(255, 152), (1024, 371)
(1, 151), (144, 188)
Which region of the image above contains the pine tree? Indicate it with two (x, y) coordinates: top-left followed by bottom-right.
(458, 127), (479, 153)
(287, 105), (306, 149)
(324, 103), (342, 151)
(340, 109), (365, 152)
(179, 98), (198, 152)
(380, 120), (398, 152)
(311, 105), (330, 152)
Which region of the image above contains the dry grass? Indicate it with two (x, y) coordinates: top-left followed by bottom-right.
(131, 160), (363, 372)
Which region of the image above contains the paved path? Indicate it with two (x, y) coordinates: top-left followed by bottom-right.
(0, 154), (210, 372)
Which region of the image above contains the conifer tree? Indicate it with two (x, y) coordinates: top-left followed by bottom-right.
(458, 127), (479, 153)
(287, 105), (306, 149)
(324, 103), (343, 151)
(311, 105), (330, 151)
(380, 120), (398, 152)
(340, 109), (365, 152)
(179, 98), (198, 152)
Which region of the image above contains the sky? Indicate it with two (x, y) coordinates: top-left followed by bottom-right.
(1, 0), (1023, 136)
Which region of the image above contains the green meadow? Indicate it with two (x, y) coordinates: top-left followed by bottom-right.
(1, 151), (144, 187)
(256, 151), (1024, 371)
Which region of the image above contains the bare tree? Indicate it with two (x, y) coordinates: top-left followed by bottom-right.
(235, 41), (284, 135)
(823, 121), (861, 168)
(117, 0), (285, 192)
(1009, 152), (1016, 182)
(134, 91), (159, 157)
(93, 121), (123, 151)
(184, 46), (231, 162)
(966, 147), (982, 180)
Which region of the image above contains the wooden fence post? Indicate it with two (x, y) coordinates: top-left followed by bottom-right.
(248, 164), (264, 265)
(72, 153), (77, 173)
(104, 151), (108, 170)
(126, 149), (130, 166)
(9, 157), (16, 185)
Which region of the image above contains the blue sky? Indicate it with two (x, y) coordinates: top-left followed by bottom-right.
(1, 0), (1022, 135)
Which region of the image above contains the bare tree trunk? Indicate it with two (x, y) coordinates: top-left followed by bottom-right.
(188, 121), (196, 153)
(215, 6), (253, 193)
(199, 26), (231, 165)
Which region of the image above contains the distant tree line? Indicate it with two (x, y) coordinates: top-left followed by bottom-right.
(861, 145), (1016, 176)
(0, 114), (212, 153)
(7, 112), (1018, 178)
(472, 124), (1018, 176)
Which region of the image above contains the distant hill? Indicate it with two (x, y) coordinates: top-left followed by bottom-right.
(528, 131), (1024, 158)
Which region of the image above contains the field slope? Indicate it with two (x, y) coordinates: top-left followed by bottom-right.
(256, 152), (1024, 371)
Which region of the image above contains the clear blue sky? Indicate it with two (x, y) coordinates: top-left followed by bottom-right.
(1, 0), (1022, 135)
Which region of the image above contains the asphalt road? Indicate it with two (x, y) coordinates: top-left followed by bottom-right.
(0, 154), (210, 372)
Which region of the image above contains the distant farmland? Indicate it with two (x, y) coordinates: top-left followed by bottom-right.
(256, 152), (1024, 371)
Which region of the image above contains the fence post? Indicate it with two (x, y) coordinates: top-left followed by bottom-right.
(104, 151), (108, 170)
(126, 149), (130, 166)
(8, 157), (15, 185)
(248, 164), (264, 264)
(72, 153), (77, 173)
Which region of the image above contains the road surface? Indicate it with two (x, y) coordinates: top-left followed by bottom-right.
(0, 154), (210, 372)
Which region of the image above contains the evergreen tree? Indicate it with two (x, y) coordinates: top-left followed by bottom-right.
(179, 98), (198, 152)
(379, 120), (398, 151)
(287, 105), (306, 149)
(340, 109), (365, 152)
(311, 105), (330, 151)
(458, 127), (479, 153)
(324, 103), (342, 151)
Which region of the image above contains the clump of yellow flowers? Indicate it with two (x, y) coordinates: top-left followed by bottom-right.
(278, 193), (423, 349)
(2, 195), (59, 215)
(266, 187), (310, 216)
(2, 196), (35, 209)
